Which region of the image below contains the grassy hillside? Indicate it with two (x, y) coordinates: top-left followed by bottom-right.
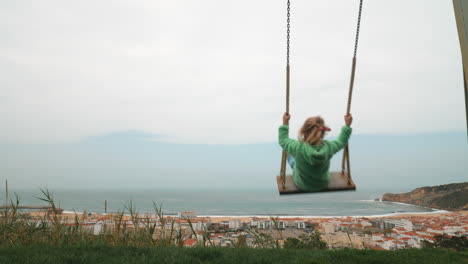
(0, 245), (466, 264)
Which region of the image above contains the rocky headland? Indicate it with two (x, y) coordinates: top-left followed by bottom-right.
(382, 182), (468, 211)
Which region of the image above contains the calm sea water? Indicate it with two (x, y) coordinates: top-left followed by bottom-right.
(5, 188), (438, 217)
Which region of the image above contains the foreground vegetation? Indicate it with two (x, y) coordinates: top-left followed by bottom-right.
(0, 245), (467, 264)
(1, 189), (467, 263)
(1, 189), (330, 248)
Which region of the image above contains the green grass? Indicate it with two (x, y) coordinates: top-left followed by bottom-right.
(0, 245), (466, 264)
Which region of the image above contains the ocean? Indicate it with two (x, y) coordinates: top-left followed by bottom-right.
(5, 188), (442, 217)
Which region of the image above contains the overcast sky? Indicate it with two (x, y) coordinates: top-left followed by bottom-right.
(1, 1), (467, 191)
(1, 0), (466, 145)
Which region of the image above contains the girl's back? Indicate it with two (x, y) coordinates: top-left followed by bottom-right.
(278, 114), (353, 192)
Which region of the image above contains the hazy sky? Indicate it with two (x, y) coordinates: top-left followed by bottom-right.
(1, 1), (467, 190)
(1, 0), (466, 145)
(2, 131), (468, 190)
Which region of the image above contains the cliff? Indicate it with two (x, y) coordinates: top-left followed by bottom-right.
(382, 182), (468, 211)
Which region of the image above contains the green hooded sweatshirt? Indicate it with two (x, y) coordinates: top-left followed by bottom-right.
(278, 125), (352, 192)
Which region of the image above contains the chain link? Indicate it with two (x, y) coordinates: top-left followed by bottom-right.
(346, 0), (363, 114)
(287, 0), (290, 65)
(353, 0), (363, 57)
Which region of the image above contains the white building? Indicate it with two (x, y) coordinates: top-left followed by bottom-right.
(249, 218), (259, 227)
(229, 219), (242, 230)
(257, 219), (272, 229)
(426, 227), (445, 234)
(280, 219), (306, 229)
(192, 219), (211, 232)
(178, 212), (196, 219)
(443, 226), (465, 234)
(296, 221), (306, 229)
(384, 219), (413, 231)
(93, 221), (104, 235)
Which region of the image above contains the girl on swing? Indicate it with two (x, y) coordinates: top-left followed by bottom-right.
(279, 113), (353, 192)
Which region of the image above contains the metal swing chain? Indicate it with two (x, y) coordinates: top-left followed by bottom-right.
(280, 0), (291, 189)
(287, 0), (290, 66)
(286, 0), (291, 114)
(342, 0), (363, 180)
(353, 0), (363, 58)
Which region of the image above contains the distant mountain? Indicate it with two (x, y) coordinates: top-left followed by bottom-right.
(382, 183), (468, 211)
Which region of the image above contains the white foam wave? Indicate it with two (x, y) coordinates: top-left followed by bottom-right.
(199, 210), (451, 219)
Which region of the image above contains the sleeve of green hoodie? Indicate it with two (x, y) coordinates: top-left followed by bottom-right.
(278, 125), (300, 156)
(328, 126), (352, 154)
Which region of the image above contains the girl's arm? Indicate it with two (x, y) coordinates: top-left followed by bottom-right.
(278, 113), (300, 155)
(328, 126), (352, 154)
(329, 114), (353, 154)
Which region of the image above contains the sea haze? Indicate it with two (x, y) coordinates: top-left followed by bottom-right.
(1, 131), (467, 191)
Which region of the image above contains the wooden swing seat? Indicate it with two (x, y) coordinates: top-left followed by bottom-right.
(276, 172), (356, 195)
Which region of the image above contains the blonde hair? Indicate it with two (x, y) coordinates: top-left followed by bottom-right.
(298, 116), (327, 146)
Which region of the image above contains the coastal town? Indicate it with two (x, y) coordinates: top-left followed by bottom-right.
(29, 210), (468, 250)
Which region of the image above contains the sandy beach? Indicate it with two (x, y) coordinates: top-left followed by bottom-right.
(202, 210), (465, 223)
(28, 210), (464, 225)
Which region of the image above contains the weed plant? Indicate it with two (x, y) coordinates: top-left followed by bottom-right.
(0, 189), (191, 247)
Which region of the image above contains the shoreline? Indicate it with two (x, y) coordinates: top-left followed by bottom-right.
(201, 210), (451, 219)
(38, 196), (466, 220)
